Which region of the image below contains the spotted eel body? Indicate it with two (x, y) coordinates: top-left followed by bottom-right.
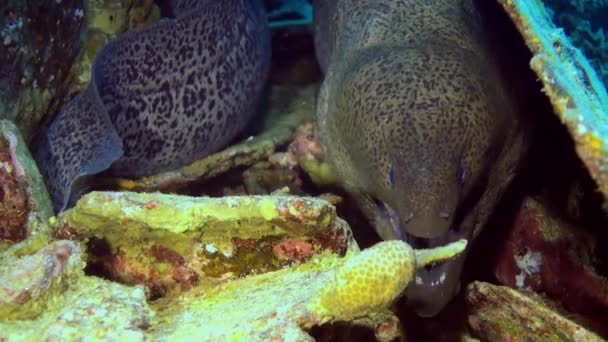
(36, 0), (271, 213)
(314, 0), (531, 316)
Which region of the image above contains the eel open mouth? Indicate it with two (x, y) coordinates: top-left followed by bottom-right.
(377, 197), (465, 289)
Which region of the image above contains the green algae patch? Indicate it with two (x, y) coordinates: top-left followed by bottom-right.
(57, 192), (352, 297)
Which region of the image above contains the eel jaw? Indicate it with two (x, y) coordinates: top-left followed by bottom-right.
(379, 201), (468, 317)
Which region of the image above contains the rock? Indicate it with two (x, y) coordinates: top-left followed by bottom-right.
(494, 197), (608, 319)
(0, 240), (83, 320)
(0, 0), (160, 143)
(0, 120), (53, 250)
(0, 0), (84, 142)
(466, 281), (604, 341)
(0, 275), (153, 341)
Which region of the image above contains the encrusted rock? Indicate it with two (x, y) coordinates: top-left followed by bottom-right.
(58, 191), (354, 297)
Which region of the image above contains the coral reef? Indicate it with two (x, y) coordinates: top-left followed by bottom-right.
(1, 0), (608, 339)
(1, 186), (467, 340)
(57, 191), (353, 296)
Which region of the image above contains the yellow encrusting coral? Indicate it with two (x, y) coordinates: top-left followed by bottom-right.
(308, 239), (467, 322)
(310, 241), (415, 321)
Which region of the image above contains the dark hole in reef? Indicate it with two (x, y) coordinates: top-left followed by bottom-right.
(83, 237), (115, 280)
(309, 321), (378, 342)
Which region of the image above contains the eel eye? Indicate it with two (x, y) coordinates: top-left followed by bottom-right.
(457, 164), (468, 184)
(388, 166), (396, 187)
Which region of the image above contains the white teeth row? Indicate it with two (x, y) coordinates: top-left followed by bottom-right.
(415, 272), (447, 287)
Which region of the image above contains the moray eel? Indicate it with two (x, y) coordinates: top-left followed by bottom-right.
(35, 0), (271, 213)
(314, 0), (530, 316)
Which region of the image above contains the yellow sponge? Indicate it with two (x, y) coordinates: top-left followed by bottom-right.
(309, 240), (415, 321)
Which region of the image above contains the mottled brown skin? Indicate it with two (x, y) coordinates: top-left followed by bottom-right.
(314, 0), (529, 316)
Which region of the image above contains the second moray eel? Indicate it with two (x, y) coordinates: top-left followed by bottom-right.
(35, 0), (271, 213)
(314, 0), (532, 316)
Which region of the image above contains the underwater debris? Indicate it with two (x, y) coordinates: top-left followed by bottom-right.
(497, 0), (608, 202)
(466, 281), (604, 341)
(494, 197), (608, 320)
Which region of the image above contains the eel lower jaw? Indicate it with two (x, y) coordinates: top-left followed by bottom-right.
(385, 210), (468, 316)
(404, 256), (464, 317)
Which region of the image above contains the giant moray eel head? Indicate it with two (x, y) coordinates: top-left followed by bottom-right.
(321, 42), (508, 317)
